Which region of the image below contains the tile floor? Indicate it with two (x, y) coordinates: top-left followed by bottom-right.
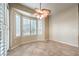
(8, 41), (79, 56)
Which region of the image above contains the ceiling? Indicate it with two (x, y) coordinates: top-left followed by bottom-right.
(21, 3), (77, 15)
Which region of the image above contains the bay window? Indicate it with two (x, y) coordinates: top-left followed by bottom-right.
(15, 11), (44, 37)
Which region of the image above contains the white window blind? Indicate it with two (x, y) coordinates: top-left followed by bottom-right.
(0, 3), (7, 56)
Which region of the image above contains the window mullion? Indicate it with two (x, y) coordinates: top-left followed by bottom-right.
(36, 19), (38, 36)
(20, 15), (22, 37)
(30, 18), (31, 36)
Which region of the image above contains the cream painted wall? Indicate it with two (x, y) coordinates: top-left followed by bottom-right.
(49, 4), (78, 47)
(78, 4), (79, 47)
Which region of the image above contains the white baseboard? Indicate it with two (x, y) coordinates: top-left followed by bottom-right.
(50, 39), (78, 48)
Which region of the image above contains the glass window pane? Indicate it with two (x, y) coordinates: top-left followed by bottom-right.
(38, 20), (43, 35)
(31, 20), (36, 35)
(23, 17), (30, 36)
(16, 14), (21, 36)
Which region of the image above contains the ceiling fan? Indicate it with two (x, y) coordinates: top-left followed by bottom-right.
(34, 3), (51, 19)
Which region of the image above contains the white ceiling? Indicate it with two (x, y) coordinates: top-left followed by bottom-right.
(22, 3), (77, 14)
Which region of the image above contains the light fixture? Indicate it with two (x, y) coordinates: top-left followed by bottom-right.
(34, 3), (51, 19)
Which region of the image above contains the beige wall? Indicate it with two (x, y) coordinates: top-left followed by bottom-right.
(9, 3), (35, 14)
(45, 16), (49, 41)
(49, 4), (78, 47)
(78, 4), (79, 46)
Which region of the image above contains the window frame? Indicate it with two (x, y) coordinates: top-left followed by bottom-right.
(30, 19), (37, 35)
(22, 16), (31, 36)
(14, 10), (44, 37)
(15, 11), (21, 37)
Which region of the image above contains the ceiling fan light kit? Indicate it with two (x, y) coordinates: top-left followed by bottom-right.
(34, 3), (51, 19)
